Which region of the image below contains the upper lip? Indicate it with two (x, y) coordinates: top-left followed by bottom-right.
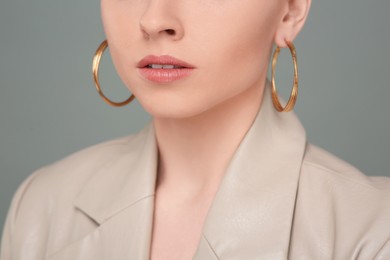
(137, 55), (195, 68)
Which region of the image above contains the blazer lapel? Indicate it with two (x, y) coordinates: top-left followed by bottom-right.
(193, 82), (307, 259)
(49, 124), (159, 259)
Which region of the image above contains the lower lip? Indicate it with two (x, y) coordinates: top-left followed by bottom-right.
(138, 68), (194, 83)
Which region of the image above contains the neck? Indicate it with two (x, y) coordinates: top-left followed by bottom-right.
(153, 78), (266, 201)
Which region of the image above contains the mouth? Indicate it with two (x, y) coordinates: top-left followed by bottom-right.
(145, 64), (186, 69)
(137, 55), (195, 83)
(137, 55), (195, 69)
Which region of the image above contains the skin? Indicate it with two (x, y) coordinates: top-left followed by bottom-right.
(101, 0), (311, 259)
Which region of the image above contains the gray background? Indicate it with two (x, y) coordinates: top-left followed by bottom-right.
(1, 0), (389, 235)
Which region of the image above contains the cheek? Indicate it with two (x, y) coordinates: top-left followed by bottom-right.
(100, 1), (143, 95)
(101, 0), (143, 48)
(195, 13), (276, 105)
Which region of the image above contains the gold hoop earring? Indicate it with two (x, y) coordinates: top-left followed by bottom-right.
(92, 40), (135, 107)
(271, 41), (299, 112)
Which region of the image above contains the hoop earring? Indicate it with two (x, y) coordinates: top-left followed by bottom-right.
(271, 41), (299, 112)
(92, 40), (135, 107)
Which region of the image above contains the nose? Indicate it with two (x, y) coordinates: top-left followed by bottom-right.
(139, 0), (184, 41)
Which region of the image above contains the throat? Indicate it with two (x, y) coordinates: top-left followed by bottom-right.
(153, 80), (265, 198)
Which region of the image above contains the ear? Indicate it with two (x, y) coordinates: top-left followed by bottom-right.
(274, 0), (312, 47)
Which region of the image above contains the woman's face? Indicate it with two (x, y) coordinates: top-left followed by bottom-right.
(101, 0), (286, 118)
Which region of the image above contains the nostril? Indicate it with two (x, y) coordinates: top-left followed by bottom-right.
(165, 29), (176, 36)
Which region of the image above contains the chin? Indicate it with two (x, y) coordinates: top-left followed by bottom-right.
(138, 97), (213, 120)
(143, 104), (209, 120)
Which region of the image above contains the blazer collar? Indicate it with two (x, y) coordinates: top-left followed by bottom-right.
(194, 82), (306, 259)
(51, 80), (306, 259)
(73, 124), (158, 225)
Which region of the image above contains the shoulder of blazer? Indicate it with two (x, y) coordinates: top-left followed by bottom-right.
(1, 125), (152, 259)
(13, 137), (133, 198)
(302, 143), (390, 190)
(19, 123), (152, 196)
(289, 143), (390, 259)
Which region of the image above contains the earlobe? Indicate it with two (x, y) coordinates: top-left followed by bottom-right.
(274, 0), (311, 47)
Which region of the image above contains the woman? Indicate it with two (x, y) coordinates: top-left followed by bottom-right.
(1, 0), (390, 259)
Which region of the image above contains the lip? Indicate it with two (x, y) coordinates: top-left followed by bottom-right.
(137, 55), (196, 83)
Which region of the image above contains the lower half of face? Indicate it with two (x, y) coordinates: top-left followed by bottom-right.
(101, 0), (283, 119)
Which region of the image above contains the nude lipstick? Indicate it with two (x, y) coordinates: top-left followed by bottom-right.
(137, 55), (195, 83)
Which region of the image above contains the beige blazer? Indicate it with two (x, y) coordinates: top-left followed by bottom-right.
(2, 85), (390, 260)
